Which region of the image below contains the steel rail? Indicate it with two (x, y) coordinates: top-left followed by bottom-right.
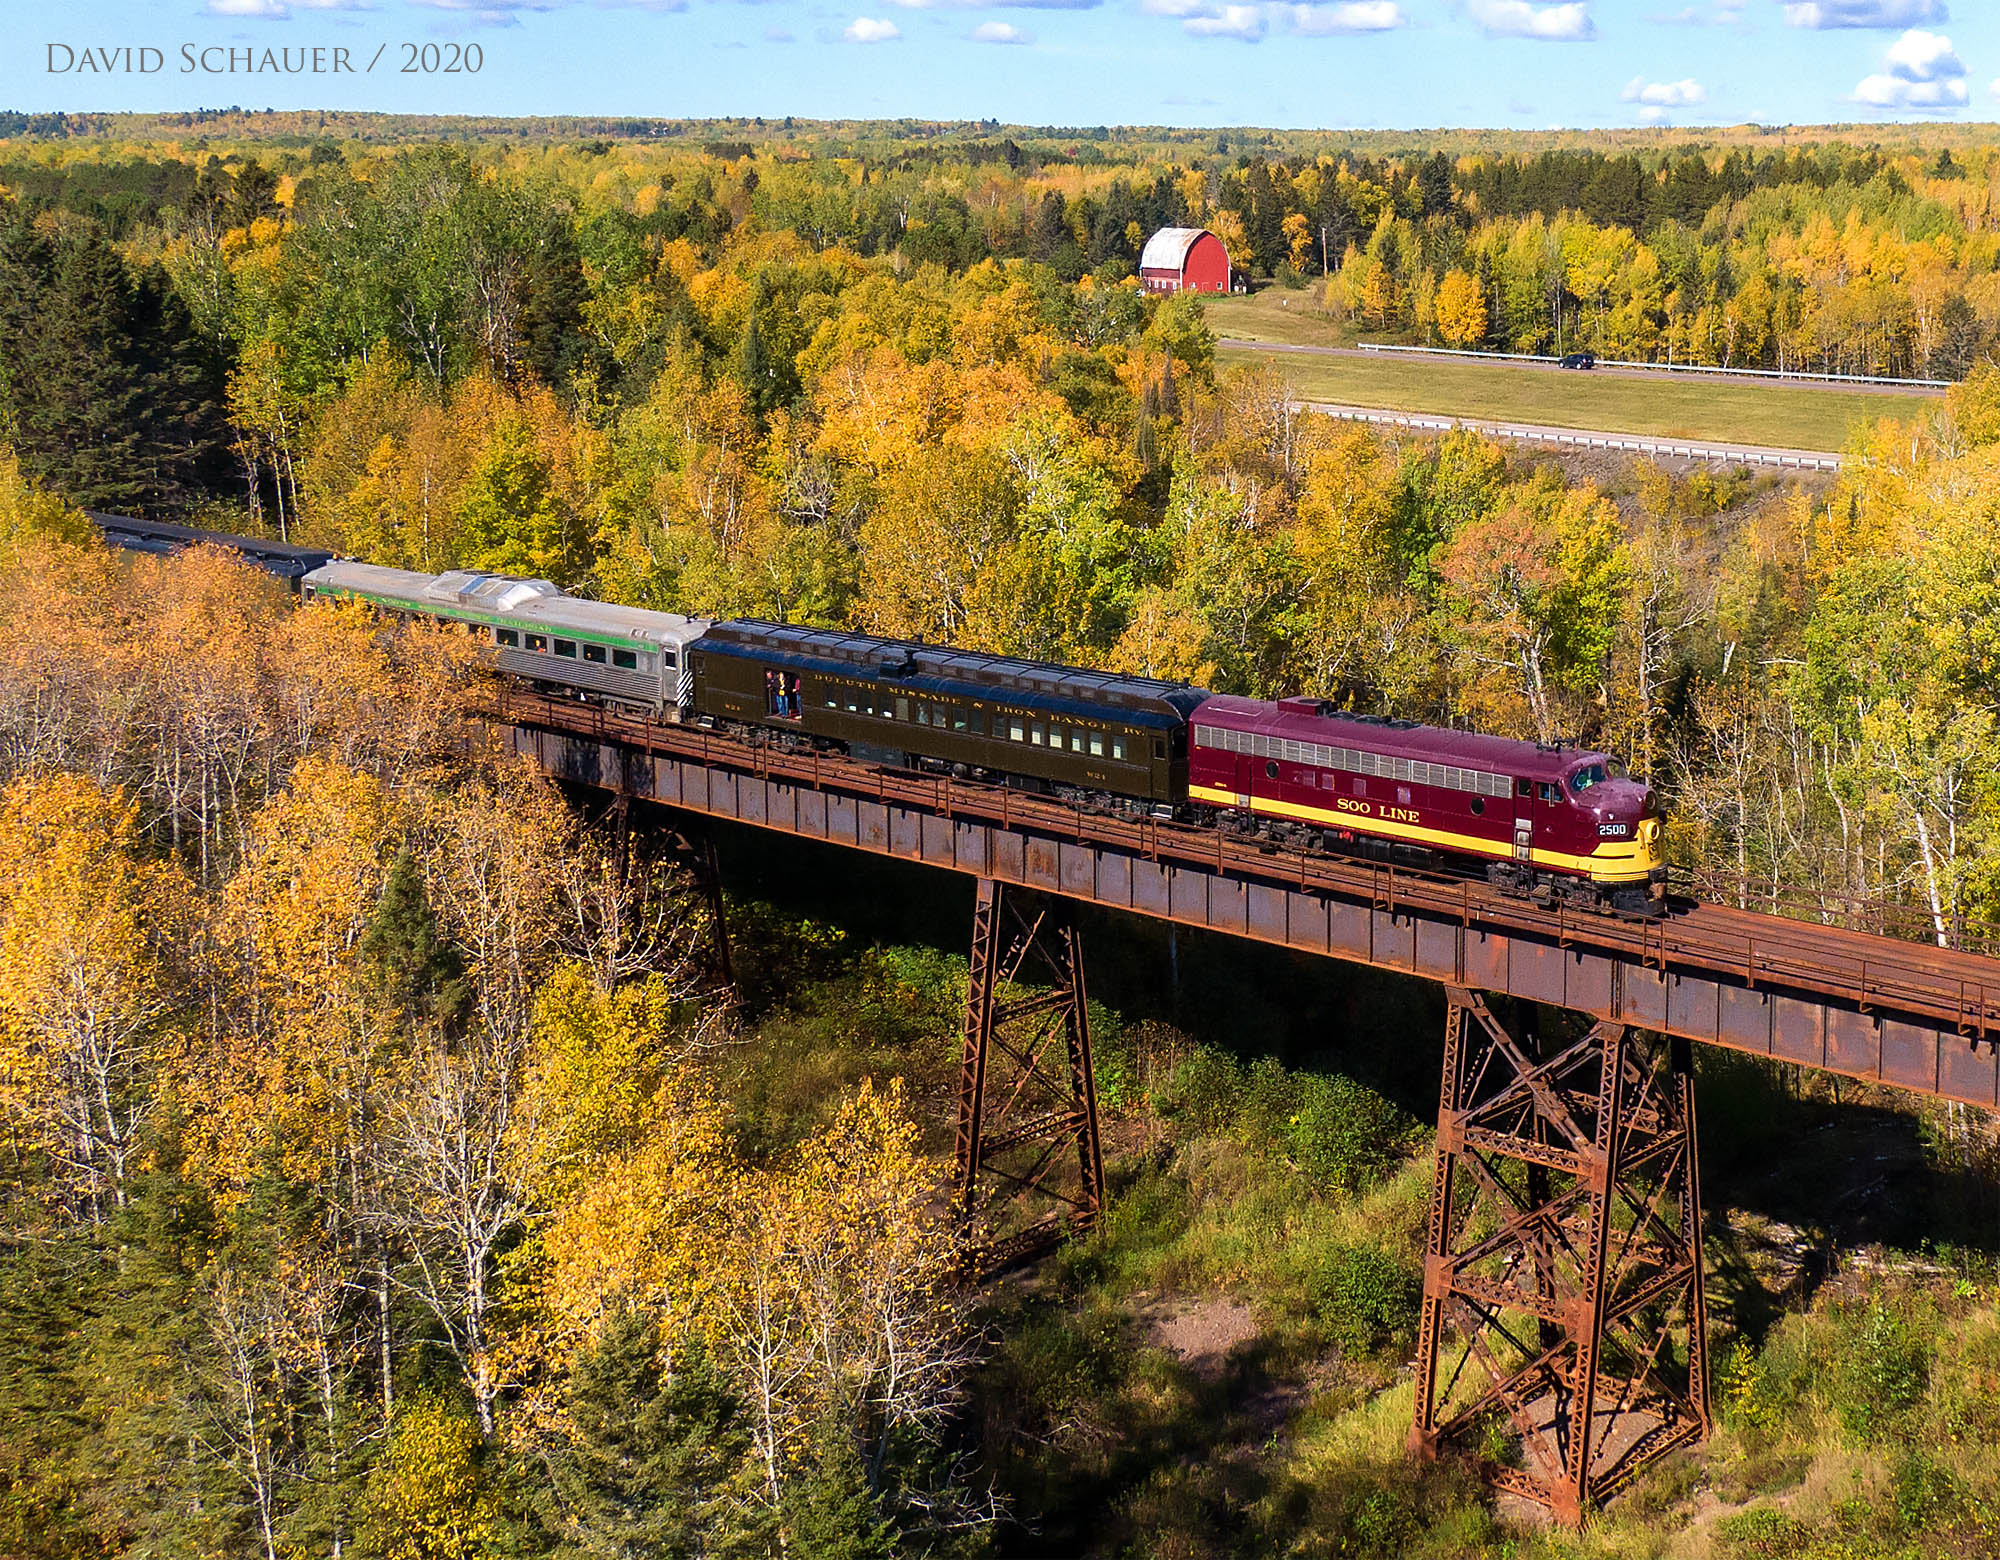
(489, 689), (2000, 1087)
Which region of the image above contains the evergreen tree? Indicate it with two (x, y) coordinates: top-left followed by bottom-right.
(545, 1307), (769, 1560)
(360, 846), (470, 1028)
(781, 1426), (896, 1560)
(0, 217), (227, 514)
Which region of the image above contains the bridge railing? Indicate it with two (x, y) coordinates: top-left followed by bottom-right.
(487, 687), (2000, 1045)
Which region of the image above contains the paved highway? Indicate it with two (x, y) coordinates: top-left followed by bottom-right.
(1298, 400), (1843, 471)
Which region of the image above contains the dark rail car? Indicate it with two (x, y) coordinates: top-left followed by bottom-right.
(691, 621), (1205, 811)
(87, 512), (335, 586)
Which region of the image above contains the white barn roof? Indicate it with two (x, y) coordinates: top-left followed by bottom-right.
(1139, 226), (1210, 273)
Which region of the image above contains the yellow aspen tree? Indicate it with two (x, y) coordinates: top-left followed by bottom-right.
(0, 774), (187, 1221)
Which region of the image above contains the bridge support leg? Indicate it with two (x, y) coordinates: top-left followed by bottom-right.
(1409, 989), (1709, 1523)
(651, 823), (735, 1006)
(954, 879), (1106, 1274)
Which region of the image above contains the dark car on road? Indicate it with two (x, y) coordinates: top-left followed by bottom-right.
(1558, 351), (1596, 369)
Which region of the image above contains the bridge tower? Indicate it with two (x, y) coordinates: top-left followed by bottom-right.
(1410, 989), (1711, 1521)
(954, 880), (1106, 1273)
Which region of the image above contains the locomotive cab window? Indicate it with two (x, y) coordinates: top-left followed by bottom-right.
(554, 639), (576, 658)
(1537, 782), (1561, 803)
(1517, 779), (1532, 797)
(583, 643), (607, 664)
(1568, 763), (1607, 792)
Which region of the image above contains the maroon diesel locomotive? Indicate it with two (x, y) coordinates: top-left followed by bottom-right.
(1187, 696), (1665, 912)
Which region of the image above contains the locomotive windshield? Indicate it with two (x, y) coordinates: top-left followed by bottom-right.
(1568, 762), (1608, 792)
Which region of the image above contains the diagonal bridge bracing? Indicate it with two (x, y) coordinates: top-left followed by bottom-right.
(497, 690), (2000, 1518)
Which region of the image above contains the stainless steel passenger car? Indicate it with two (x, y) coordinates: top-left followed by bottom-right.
(301, 561), (711, 715)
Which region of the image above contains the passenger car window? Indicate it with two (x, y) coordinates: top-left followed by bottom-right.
(553, 639), (576, 658)
(1009, 719), (1025, 742)
(1089, 731), (1104, 757)
(496, 628), (519, 647)
(526, 634), (547, 652)
(1112, 734), (1127, 760)
(583, 643), (606, 664)
(612, 649), (638, 670)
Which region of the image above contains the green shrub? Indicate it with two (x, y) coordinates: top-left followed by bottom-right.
(1891, 1450), (1960, 1533)
(1307, 1242), (1421, 1357)
(1715, 1504), (1812, 1557)
(1831, 1303), (1930, 1440)
(1286, 1074), (1416, 1195)
(1167, 1046), (1242, 1132)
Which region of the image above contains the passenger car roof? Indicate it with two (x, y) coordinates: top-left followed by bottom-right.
(1192, 695), (1604, 781)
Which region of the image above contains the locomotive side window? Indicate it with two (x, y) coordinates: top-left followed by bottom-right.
(554, 639), (576, 658)
(1537, 782), (1561, 803)
(1518, 779), (1532, 797)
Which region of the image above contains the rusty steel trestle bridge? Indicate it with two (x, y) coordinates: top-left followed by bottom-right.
(492, 688), (2000, 1522)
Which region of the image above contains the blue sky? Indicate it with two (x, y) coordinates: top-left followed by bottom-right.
(8, 0), (2000, 131)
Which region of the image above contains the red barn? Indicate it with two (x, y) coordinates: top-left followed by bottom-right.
(1138, 226), (1231, 295)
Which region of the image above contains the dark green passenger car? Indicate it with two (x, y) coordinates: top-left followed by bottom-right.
(691, 622), (1208, 810)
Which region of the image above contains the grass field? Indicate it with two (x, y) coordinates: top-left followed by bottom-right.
(1201, 287), (1936, 451)
(1220, 342), (1933, 451)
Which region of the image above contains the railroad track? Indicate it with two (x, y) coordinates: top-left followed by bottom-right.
(490, 688), (2000, 1044)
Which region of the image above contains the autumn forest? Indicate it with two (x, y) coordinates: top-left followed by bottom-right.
(4, 116), (2000, 1558)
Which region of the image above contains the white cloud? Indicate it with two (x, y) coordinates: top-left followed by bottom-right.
(1285, 1), (1405, 31)
(1621, 75), (1707, 104)
(844, 15), (902, 38)
(1852, 27), (1967, 108)
(205, 0), (292, 14)
(1785, 0), (1945, 27)
(1467, 0), (1594, 40)
(972, 18), (1033, 37)
(1140, 0), (1209, 12)
(1183, 3), (1266, 36)
(1883, 25), (1962, 77)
